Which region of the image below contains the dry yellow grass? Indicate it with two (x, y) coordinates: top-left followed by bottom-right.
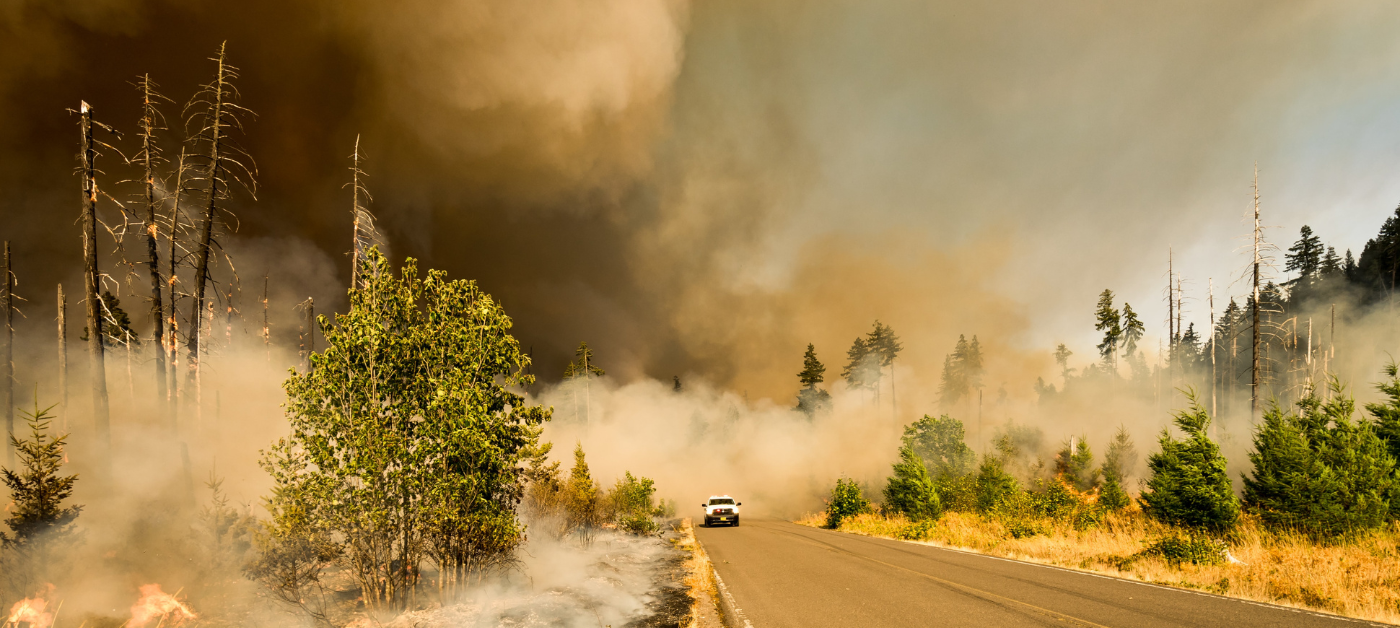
(672, 517), (723, 628)
(795, 509), (1400, 625)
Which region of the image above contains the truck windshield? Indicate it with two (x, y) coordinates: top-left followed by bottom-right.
(710, 498), (735, 505)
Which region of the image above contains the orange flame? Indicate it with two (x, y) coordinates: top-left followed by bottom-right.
(5, 596), (53, 628)
(128, 584), (196, 627)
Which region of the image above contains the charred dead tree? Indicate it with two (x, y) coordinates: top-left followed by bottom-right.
(261, 274), (269, 362)
(348, 135), (381, 291)
(299, 297), (314, 372)
(57, 285), (67, 430)
(79, 100), (116, 457)
(166, 148), (192, 431)
(1251, 165), (1262, 420)
(136, 74), (172, 425)
(3, 241), (12, 466)
(183, 42), (255, 404)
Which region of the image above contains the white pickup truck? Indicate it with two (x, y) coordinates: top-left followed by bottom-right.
(702, 495), (741, 527)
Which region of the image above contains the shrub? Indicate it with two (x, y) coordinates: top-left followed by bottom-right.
(613, 471), (660, 535)
(1244, 386), (1395, 538)
(825, 477), (871, 529)
(1364, 362), (1400, 520)
(884, 446), (943, 521)
(1139, 393), (1239, 533)
(897, 518), (936, 540)
(975, 455), (1019, 513)
(1142, 534), (1226, 566)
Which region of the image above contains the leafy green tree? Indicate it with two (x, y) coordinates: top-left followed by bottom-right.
(901, 414), (976, 480)
(824, 477), (870, 528)
(1093, 289), (1121, 374)
(269, 248), (547, 609)
(883, 446), (942, 521)
(1054, 437), (1100, 492)
(1245, 386), (1396, 537)
(613, 471), (659, 534)
(1099, 426), (1138, 511)
(795, 343), (832, 417)
(1139, 394), (1239, 533)
(1, 400), (80, 598)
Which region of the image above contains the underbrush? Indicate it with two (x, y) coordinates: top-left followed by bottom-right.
(796, 507), (1400, 624)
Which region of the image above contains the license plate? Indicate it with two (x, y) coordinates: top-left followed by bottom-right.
(718, 517), (729, 521)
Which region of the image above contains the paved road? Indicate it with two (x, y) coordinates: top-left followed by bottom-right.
(695, 518), (1387, 628)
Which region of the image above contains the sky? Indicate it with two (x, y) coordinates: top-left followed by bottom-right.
(4, 0), (1400, 403)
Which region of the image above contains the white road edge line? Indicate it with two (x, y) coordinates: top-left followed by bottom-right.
(713, 566), (754, 628)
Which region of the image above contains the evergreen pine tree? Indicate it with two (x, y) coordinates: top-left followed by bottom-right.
(841, 337), (879, 391)
(1099, 426), (1138, 511)
(883, 446), (942, 521)
(1, 400), (81, 594)
(1054, 437), (1100, 491)
(1053, 343), (1073, 383)
(1094, 290), (1122, 374)
(1140, 394), (1239, 532)
(1285, 225), (1324, 281)
(1245, 386), (1395, 537)
(1, 401), (81, 548)
(1121, 303), (1145, 358)
(1321, 246), (1342, 277)
(795, 343), (832, 417)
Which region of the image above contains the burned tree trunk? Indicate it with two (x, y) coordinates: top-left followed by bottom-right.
(299, 297), (314, 372)
(80, 101), (112, 455)
(137, 74), (169, 424)
(3, 241), (12, 466)
(57, 284), (68, 429)
(185, 42), (255, 396)
(167, 148), (189, 431)
(1251, 165), (1262, 421)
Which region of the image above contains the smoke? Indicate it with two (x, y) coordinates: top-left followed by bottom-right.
(8, 0), (1400, 623)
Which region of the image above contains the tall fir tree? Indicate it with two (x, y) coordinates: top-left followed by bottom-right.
(1093, 290), (1122, 374)
(795, 344), (832, 417)
(1099, 426), (1138, 511)
(1284, 225), (1324, 281)
(1139, 394), (1239, 533)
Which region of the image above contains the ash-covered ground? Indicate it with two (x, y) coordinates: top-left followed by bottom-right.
(356, 526), (690, 628)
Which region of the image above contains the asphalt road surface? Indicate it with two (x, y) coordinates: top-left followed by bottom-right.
(695, 518), (1388, 628)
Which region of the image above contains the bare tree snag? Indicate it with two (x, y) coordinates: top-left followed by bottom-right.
(184, 42), (255, 393)
(2, 241), (12, 466)
(80, 100), (112, 456)
(1209, 277), (1216, 422)
(57, 284), (68, 430)
(137, 74), (170, 424)
(299, 297), (314, 372)
(1251, 164), (1262, 421)
(349, 135), (375, 289)
(262, 274), (269, 362)
(167, 148), (189, 430)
